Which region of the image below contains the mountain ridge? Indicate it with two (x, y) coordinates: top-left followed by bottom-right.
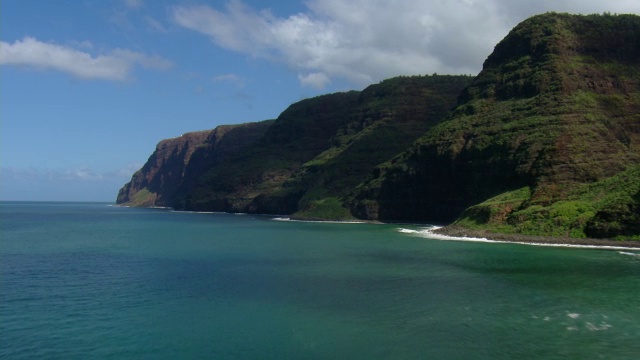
(118, 12), (640, 240)
(348, 12), (640, 238)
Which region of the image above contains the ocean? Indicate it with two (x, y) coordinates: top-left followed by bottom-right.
(1, 202), (639, 359)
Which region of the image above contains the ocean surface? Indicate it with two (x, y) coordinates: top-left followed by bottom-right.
(1, 202), (639, 359)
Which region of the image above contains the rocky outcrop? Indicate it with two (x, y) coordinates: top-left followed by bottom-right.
(117, 130), (212, 206)
(117, 121), (273, 207)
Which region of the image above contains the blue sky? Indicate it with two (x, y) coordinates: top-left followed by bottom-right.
(2, 0), (639, 202)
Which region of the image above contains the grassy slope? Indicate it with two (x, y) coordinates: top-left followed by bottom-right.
(456, 165), (640, 239)
(350, 13), (640, 238)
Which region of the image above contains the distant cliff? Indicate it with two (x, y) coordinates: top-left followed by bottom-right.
(173, 75), (473, 215)
(117, 121), (273, 207)
(118, 13), (640, 239)
(117, 75), (472, 214)
(117, 130), (212, 207)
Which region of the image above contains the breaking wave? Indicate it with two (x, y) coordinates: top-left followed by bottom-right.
(397, 226), (499, 243)
(398, 226), (640, 250)
(272, 217), (370, 224)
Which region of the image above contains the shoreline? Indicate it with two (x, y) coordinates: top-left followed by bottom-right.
(114, 204), (640, 250)
(434, 225), (640, 249)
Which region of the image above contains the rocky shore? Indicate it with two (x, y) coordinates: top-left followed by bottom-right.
(435, 225), (640, 249)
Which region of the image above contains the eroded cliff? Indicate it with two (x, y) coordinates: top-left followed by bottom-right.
(348, 13), (640, 238)
(117, 121), (273, 207)
(118, 13), (640, 239)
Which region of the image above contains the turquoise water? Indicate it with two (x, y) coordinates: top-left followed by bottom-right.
(1, 202), (639, 359)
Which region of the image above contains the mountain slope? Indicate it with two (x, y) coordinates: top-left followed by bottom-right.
(286, 75), (473, 219)
(118, 75), (472, 216)
(177, 91), (361, 213)
(118, 13), (640, 239)
(349, 13), (640, 238)
(117, 130), (212, 207)
(117, 121), (273, 207)
(174, 75), (472, 215)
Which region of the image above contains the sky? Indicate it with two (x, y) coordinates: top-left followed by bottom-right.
(2, 0), (639, 202)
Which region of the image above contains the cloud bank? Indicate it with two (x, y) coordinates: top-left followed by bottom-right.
(0, 37), (172, 81)
(173, 0), (640, 88)
(1, 163), (142, 183)
(0, 163), (143, 202)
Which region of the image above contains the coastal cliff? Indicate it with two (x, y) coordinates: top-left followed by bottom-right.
(172, 75), (473, 215)
(349, 13), (640, 238)
(118, 13), (640, 239)
(117, 121), (273, 207)
(116, 130), (212, 207)
(117, 74), (472, 213)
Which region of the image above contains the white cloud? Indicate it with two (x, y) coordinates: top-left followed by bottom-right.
(145, 16), (168, 33)
(173, 2), (275, 55)
(1, 163), (142, 183)
(0, 165), (141, 201)
(124, 0), (144, 10)
(172, 0), (640, 88)
(213, 73), (246, 87)
(0, 37), (172, 81)
(66, 169), (104, 181)
(114, 162), (143, 178)
(69, 40), (94, 49)
(298, 72), (330, 89)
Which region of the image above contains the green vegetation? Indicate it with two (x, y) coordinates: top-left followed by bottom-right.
(292, 197), (355, 221)
(119, 13), (640, 240)
(349, 13), (640, 237)
(174, 75), (472, 215)
(125, 187), (157, 207)
(455, 166), (640, 239)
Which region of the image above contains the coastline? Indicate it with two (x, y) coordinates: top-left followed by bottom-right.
(114, 204), (640, 249)
(434, 225), (640, 249)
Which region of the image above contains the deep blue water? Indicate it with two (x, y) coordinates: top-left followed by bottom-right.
(1, 202), (639, 359)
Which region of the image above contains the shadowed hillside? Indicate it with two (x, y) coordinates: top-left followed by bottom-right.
(349, 13), (640, 238)
(119, 13), (640, 239)
(174, 75), (472, 215)
(117, 121), (273, 207)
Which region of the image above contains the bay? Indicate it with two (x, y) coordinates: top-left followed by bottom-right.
(1, 202), (639, 359)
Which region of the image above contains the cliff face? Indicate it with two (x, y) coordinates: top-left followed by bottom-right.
(177, 91), (362, 213)
(116, 130), (212, 207)
(349, 13), (640, 238)
(119, 75), (472, 215)
(118, 13), (640, 239)
(173, 75), (473, 215)
(284, 75), (473, 219)
(116, 121), (273, 207)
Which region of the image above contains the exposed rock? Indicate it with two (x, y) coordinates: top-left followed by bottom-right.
(118, 13), (640, 239)
(117, 121), (273, 207)
(117, 130), (212, 207)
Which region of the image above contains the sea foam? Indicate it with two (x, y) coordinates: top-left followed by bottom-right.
(398, 226), (640, 251)
(619, 251), (640, 257)
(397, 226), (498, 244)
(272, 217), (370, 224)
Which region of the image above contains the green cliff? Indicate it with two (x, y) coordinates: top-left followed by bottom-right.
(173, 75), (472, 215)
(118, 13), (640, 240)
(349, 13), (640, 238)
(117, 121), (273, 207)
(117, 129), (213, 207)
